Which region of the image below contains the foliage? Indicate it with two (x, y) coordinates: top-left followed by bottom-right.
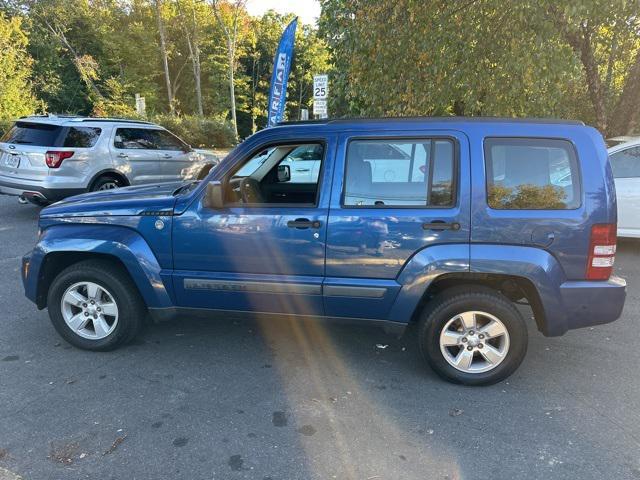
(153, 114), (236, 148)
(0, 118), (14, 138)
(319, 0), (640, 136)
(0, 1), (330, 141)
(488, 184), (568, 210)
(0, 12), (39, 119)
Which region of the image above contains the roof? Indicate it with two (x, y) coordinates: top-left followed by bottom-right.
(278, 116), (585, 127)
(18, 115), (153, 126)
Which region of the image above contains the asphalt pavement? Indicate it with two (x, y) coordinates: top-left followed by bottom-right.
(0, 194), (638, 480)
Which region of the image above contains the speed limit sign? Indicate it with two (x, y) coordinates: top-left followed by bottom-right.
(313, 75), (328, 118)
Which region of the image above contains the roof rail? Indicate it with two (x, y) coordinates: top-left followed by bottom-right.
(76, 118), (154, 125)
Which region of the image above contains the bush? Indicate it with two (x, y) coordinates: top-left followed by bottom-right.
(153, 115), (236, 149)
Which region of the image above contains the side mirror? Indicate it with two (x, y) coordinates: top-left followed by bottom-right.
(203, 181), (224, 209)
(277, 164), (291, 183)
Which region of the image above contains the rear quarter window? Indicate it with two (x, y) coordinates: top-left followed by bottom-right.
(485, 138), (581, 210)
(63, 127), (102, 148)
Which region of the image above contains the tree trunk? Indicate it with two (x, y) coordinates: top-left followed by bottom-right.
(610, 48), (640, 136)
(576, 27), (607, 133)
(185, 32), (204, 117)
(227, 40), (238, 139)
(154, 0), (174, 114)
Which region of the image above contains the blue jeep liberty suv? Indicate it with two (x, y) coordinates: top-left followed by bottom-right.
(22, 117), (627, 385)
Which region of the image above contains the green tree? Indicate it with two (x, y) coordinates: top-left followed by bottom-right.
(0, 11), (38, 118)
(319, 0), (640, 136)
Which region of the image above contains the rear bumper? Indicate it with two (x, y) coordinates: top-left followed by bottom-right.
(0, 180), (85, 203)
(544, 276), (626, 336)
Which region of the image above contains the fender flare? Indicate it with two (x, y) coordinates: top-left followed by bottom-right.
(387, 243), (567, 335)
(29, 224), (173, 309)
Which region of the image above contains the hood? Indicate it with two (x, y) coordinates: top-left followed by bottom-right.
(41, 182), (183, 218)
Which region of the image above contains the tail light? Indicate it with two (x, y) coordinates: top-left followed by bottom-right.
(586, 224), (617, 280)
(45, 151), (74, 168)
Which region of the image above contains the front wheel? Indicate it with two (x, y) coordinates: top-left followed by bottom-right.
(418, 286), (528, 386)
(47, 260), (145, 351)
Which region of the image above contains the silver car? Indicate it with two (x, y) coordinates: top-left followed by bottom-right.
(0, 115), (219, 205)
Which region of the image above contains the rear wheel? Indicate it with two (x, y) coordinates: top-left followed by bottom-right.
(418, 286), (528, 386)
(47, 260), (145, 351)
(91, 175), (124, 192)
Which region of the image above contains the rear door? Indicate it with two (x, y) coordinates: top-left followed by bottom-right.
(609, 145), (640, 237)
(110, 127), (163, 185)
(325, 130), (471, 320)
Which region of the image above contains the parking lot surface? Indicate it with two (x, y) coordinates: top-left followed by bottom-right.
(0, 194), (638, 480)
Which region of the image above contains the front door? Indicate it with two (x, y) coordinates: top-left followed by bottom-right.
(172, 137), (334, 315)
(325, 131), (471, 320)
(152, 129), (194, 181)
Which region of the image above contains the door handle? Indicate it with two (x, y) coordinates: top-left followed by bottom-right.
(161, 154), (172, 159)
(295, 168), (310, 172)
(117, 153), (128, 158)
(422, 221), (461, 231)
(287, 218), (322, 229)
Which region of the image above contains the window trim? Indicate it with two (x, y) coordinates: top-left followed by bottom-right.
(221, 139), (328, 209)
(483, 136), (583, 211)
(610, 146), (640, 179)
(340, 136), (459, 209)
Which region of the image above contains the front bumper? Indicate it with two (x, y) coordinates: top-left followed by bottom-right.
(0, 181), (85, 203)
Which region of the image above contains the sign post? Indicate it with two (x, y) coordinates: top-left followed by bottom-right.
(135, 93), (146, 117)
(313, 74), (328, 119)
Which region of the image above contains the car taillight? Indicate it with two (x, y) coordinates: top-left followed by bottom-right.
(45, 151), (74, 168)
(586, 224), (617, 280)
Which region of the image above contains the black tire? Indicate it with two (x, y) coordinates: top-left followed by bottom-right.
(418, 285), (528, 386)
(90, 175), (124, 192)
(47, 260), (145, 351)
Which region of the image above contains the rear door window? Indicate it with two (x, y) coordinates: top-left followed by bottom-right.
(485, 138), (580, 210)
(0, 122), (64, 146)
(343, 138), (455, 207)
(63, 127), (102, 147)
(610, 146), (640, 178)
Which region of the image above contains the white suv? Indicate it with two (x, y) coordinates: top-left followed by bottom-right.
(0, 115), (219, 205)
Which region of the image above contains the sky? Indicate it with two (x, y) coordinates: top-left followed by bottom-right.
(246, 0), (321, 25)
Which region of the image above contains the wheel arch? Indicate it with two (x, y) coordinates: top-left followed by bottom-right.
(36, 252), (129, 309)
(389, 243), (567, 336)
(410, 273), (546, 333)
(28, 225), (174, 310)
(88, 169), (130, 190)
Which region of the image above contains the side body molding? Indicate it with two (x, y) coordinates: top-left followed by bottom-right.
(388, 244), (470, 323)
(25, 225), (173, 309)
